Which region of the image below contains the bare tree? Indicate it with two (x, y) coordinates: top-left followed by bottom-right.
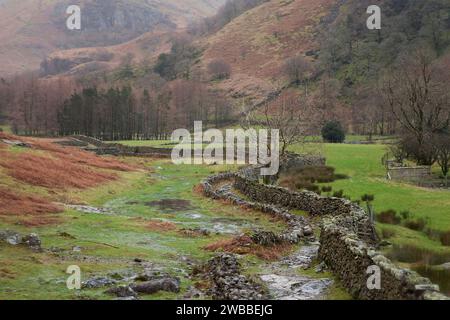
(283, 55), (314, 95)
(261, 91), (317, 155)
(382, 49), (450, 165)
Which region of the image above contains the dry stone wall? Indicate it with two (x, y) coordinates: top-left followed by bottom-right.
(72, 135), (172, 158)
(202, 166), (448, 300)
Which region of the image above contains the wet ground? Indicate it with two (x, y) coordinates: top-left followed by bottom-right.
(261, 245), (333, 300)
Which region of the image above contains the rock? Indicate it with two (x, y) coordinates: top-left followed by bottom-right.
(0, 230), (22, 245)
(0, 230), (41, 251)
(251, 231), (282, 246)
(183, 286), (204, 299)
(415, 284), (440, 292)
(315, 261), (328, 273)
(131, 277), (180, 294)
(23, 233), (42, 251)
(72, 246), (82, 252)
(302, 226), (314, 237)
(200, 254), (268, 300)
(378, 240), (392, 247)
(105, 285), (137, 298)
(82, 276), (117, 289)
(1, 139), (31, 148)
(436, 262), (450, 271)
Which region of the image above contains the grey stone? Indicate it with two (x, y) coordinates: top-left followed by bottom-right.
(82, 276), (117, 289)
(131, 277), (180, 294)
(106, 285), (137, 298)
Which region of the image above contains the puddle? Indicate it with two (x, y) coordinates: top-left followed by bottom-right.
(182, 213), (204, 220)
(413, 264), (450, 296)
(387, 245), (450, 297)
(145, 199), (194, 212)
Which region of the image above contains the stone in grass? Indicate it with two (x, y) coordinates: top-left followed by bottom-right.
(0, 230), (42, 251)
(23, 234), (42, 251)
(131, 277), (180, 294)
(82, 276), (117, 289)
(106, 285), (138, 298)
(315, 261), (328, 273)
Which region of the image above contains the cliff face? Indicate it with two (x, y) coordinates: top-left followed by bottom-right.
(50, 0), (175, 48)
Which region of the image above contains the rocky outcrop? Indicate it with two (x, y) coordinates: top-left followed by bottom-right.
(50, 0), (175, 47)
(198, 254), (268, 300)
(130, 277), (180, 295)
(0, 230), (42, 251)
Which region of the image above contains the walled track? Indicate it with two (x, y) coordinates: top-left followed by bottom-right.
(203, 173), (334, 300)
(200, 168), (449, 300)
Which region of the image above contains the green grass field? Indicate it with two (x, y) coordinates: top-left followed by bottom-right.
(113, 138), (449, 234)
(289, 143), (450, 258)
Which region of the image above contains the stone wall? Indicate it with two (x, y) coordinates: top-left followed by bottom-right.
(233, 167), (377, 244)
(72, 135), (172, 158)
(387, 166), (431, 181)
(279, 153), (326, 174)
(203, 166), (448, 300)
(319, 216), (446, 300)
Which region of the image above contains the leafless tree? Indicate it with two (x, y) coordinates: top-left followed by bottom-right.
(261, 92), (317, 155)
(382, 49), (450, 165)
(283, 55), (314, 96)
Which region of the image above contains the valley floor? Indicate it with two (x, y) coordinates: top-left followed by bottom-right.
(0, 153), (349, 300)
(1, 135), (449, 299)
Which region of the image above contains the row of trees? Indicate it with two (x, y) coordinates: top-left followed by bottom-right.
(0, 72), (233, 139)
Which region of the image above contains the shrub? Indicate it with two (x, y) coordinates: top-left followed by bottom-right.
(334, 173), (349, 180)
(404, 218), (427, 231)
(361, 194), (375, 202)
(332, 190), (344, 198)
(400, 211), (411, 220)
(321, 121), (346, 143)
(439, 231), (450, 246)
(322, 186), (333, 193)
(377, 210), (401, 225)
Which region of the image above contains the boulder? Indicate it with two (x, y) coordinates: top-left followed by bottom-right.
(22, 233), (42, 251)
(131, 277), (180, 294)
(105, 285), (137, 298)
(0, 230), (41, 251)
(82, 276), (117, 289)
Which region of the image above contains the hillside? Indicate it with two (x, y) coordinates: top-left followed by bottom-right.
(0, 0), (225, 76)
(198, 0), (338, 106)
